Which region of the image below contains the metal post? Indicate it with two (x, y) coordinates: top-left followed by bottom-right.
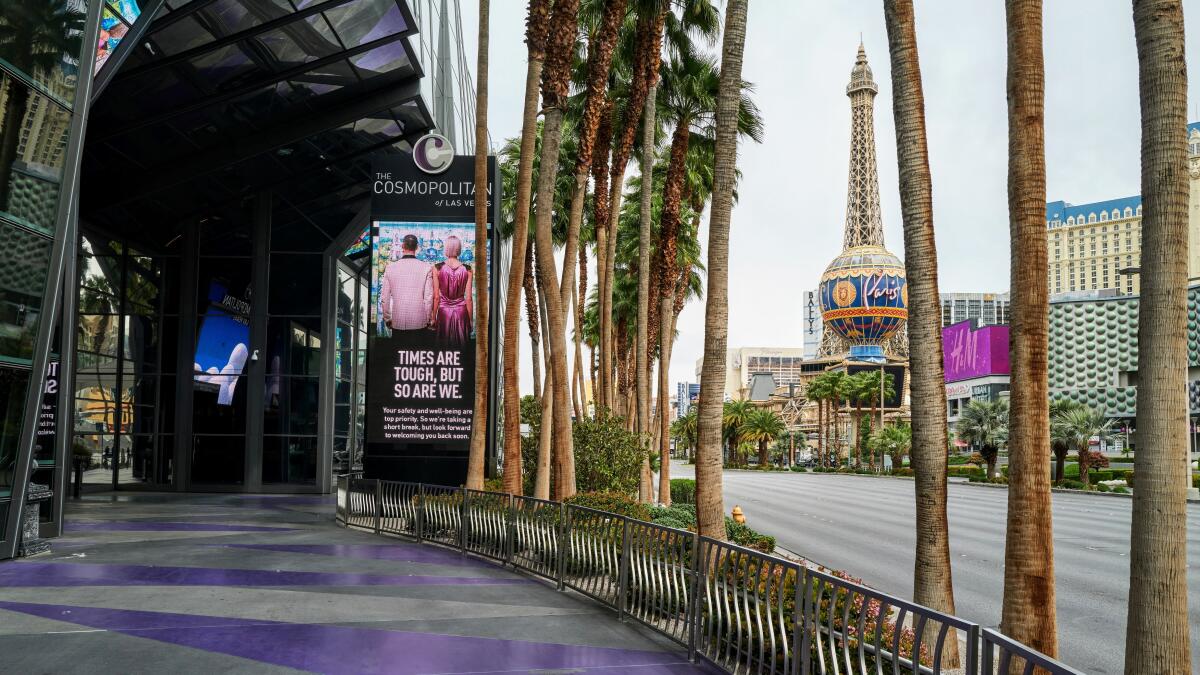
(687, 531), (701, 662)
(416, 484), (425, 543)
(617, 518), (631, 621)
(505, 495), (517, 566)
(459, 488), (468, 554)
(792, 566), (806, 675)
(555, 502), (567, 591)
(799, 567), (812, 675)
(965, 624), (980, 675)
(373, 480), (382, 533)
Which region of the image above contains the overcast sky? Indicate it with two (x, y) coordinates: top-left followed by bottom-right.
(459, 1), (1200, 397)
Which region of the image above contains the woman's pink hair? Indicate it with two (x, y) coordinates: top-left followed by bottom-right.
(444, 235), (462, 258)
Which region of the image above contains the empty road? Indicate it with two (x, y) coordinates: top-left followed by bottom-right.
(671, 462), (1199, 675)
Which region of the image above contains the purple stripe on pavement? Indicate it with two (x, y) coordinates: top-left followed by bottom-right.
(220, 543), (491, 566)
(0, 562), (533, 588)
(68, 521), (295, 532)
(0, 602), (703, 674)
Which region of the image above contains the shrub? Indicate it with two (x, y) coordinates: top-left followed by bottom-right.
(1097, 483), (1111, 492)
(565, 492), (652, 521)
(669, 478), (696, 504)
(1088, 451), (1110, 468)
(573, 414), (650, 495)
(1126, 471), (1134, 487)
(969, 452), (985, 465)
(649, 503), (696, 528)
(1091, 470), (1114, 482)
(892, 468), (914, 477)
(1058, 479), (1086, 490)
(1112, 486), (1130, 494)
(725, 517), (776, 553)
(791, 466), (809, 472)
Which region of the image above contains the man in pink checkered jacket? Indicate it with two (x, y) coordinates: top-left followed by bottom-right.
(379, 234), (434, 334)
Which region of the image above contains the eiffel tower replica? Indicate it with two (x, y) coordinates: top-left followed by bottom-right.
(818, 43), (909, 361)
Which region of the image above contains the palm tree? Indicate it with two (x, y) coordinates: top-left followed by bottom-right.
(824, 370), (852, 467)
(845, 373), (873, 467)
(1127, 4), (1192, 670)
(0, 0), (84, 211)
(671, 408), (698, 462)
(695, 0), (749, 541)
(499, 0), (553, 496)
(870, 423), (911, 472)
(1000, 0), (1058, 659)
(856, 370), (895, 469)
(882, 4), (958, 649)
(1049, 398), (1081, 483)
(956, 399), (1007, 479)
(806, 373), (831, 467)
(743, 408), (785, 467)
(721, 399), (754, 467)
(1059, 406), (1110, 488)
(464, 0), (491, 492)
(531, 0), (583, 501)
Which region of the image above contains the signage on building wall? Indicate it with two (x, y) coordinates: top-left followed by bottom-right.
(365, 140), (497, 485)
(945, 382), (972, 399)
(36, 361), (59, 458)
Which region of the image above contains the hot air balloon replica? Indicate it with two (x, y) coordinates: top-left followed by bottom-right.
(818, 245), (907, 363)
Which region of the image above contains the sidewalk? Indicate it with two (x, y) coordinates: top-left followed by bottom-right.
(0, 492), (708, 674)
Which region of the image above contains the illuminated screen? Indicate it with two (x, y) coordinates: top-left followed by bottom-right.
(194, 281), (250, 406)
(95, 1), (141, 75)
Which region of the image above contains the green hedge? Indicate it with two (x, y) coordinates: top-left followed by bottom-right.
(565, 492), (652, 521)
(790, 466), (808, 472)
(669, 478), (696, 504)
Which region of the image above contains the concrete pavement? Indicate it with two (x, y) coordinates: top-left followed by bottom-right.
(671, 461), (1199, 675)
(0, 492), (707, 674)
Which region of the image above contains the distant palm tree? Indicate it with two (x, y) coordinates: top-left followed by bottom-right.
(670, 408), (697, 462)
(806, 373), (831, 467)
(1049, 398), (1083, 483)
(870, 423), (911, 472)
(0, 0), (84, 211)
(956, 399), (1008, 479)
(1060, 406), (1110, 488)
(721, 399), (754, 466)
(854, 370), (895, 469)
(742, 408), (785, 467)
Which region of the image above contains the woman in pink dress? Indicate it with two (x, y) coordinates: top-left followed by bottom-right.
(430, 235), (473, 347)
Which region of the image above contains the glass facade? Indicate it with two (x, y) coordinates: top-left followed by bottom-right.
(1, 0), (464, 560)
(1, 0), (95, 553)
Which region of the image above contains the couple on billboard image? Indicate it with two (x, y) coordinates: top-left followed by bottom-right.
(374, 223), (475, 347)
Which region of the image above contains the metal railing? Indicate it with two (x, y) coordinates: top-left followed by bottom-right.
(334, 476), (1083, 675)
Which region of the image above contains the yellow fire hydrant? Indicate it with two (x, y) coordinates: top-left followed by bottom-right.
(731, 505), (746, 525)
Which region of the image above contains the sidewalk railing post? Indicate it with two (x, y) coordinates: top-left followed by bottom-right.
(687, 531), (701, 662)
(799, 566), (812, 675)
(459, 488), (468, 554)
(373, 480), (382, 534)
(556, 502), (567, 591)
(416, 484), (425, 543)
(791, 566), (806, 675)
(967, 625), (981, 675)
(617, 518), (631, 622)
(505, 495), (517, 566)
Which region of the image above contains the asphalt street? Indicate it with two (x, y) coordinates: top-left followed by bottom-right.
(670, 461), (1199, 675)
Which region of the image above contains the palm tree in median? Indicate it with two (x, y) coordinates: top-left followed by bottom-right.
(870, 423), (911, 472)
(956, 399), (1007, 480)
(806, 373), (831, 467)
(1000, 0), (1058, 659)
(1059, 405), (1110, 489)
(856, 369), (895, 470)
(1049, 398), (1082, 483)
(743, 408), (785, 468)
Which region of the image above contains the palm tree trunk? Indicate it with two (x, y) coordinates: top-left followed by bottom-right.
(465, 0), (491, 491)
(816, 399), (824, 467)
(695, 0), (748, 541)
(592, 105), (613, 412)
(527, 244), (542, 402)
(534, 368), (553, 499)
(500, 0), (553, 495)
(1054, 447), (1066, 483)
(1000, 0), (1058, 659)
(1126, 4), (1192, 671)
(656, 300), (674, 504)
(575, 244), (588, 417)
(636, 82), (657, 502)
(1077, 445), (1091, 487)
(533, 0), (581, 502)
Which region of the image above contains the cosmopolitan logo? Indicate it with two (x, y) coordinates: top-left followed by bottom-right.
(373, 180), (491, 196)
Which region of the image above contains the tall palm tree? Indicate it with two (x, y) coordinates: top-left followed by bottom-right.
(465, 0), (491, 492)
(671, 408), (698, 461)
(1059, 406), (1110, 488)
(499, 0), (553, 496)
(743, 407), (784, 467)
(881, 4), (958, 648)
(531, 0), (582, 501)
(806, 373), (831, 467)
(696, 0), (749, 539)
(0, 0), (84, 211)
(1000, 0), (1057, 659)
(956, 399), (1008, 480)
(1127, 5), (1192, 669)
(721, 399), (754, 466)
